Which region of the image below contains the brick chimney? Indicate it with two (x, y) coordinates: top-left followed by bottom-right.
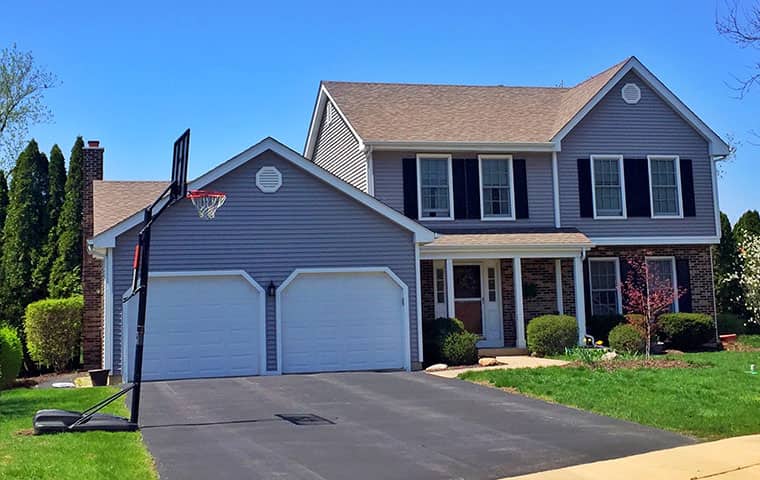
(82, 140), (104, 369)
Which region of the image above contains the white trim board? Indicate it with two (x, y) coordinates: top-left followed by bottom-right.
(90, 137), (435, 248)
(590, 236), (719, 246)
(551, 57), (730, 157)
(274, 267), (412, 375)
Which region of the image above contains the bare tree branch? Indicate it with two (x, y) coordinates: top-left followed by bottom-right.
(0, 44), (59, 170)
(716, 1), (760, 98)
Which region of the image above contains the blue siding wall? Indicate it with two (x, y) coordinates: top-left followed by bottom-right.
(110, 150), (416, 374)
(558, 71), (716, 237)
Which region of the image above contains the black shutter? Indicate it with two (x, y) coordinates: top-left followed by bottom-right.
(624, 158), (651, 217)
(465, 159), (481, 219)
(676, 258), (692, 312)
(513, 159), (529, 219)
(402, 158), (418, 219)
(619, 257), (632, 313)
(680, 159), (696, 217)
(577, 159), (593, 218)
(452, 158), (466, 219)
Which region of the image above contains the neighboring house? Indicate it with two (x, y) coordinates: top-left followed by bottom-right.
(304, 56), (727, 351)
(83, 56), (727, 381)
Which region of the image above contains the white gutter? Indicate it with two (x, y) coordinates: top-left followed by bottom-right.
(365, 140), (559, 153)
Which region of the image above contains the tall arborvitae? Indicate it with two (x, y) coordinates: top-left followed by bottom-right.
(48, 137), (84, 298)
(714, 212), (744, 315)
(0, 170), (8, 240)
(32, 145), (67, 296)
(0, 140), (49, 325)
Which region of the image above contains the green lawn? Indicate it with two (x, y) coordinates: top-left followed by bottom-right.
(461, 350), (760, 441)
(0, 386), (156, 480)
(737, 334), (760, 348)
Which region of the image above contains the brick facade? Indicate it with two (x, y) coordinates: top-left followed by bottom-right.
(82, 141), (104, 369)
(586, 244), (715, 317)
(521, 259), (560, 322)
(561, 259), (576, 317)
(500, 259), (515, 346)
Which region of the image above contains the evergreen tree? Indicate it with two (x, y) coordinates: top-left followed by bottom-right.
(0, 140), (48, 325)
(714, 212), (744, 315)
(48, 137), (84, 298)
(0, 170), (8, 239)
(32, 145), (66, 296)
(735, 210), (760, 244)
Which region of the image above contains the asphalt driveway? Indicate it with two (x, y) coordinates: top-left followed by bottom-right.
(138, 372), (692, 480)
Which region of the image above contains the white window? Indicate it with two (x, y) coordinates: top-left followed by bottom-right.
(648, 155), (682, 218)
(645, 257), (678, 312)
(417, 154), (453, 220)
(478, 155), (515, 220)
(588, 258), (621, 315)
(590, 155), (626, 219)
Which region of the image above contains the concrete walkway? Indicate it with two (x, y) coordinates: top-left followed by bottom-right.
(500, 435), (760, 479)
(427, 356), (568, 378)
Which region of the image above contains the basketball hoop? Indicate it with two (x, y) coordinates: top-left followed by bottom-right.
(187, 190), (226, 219)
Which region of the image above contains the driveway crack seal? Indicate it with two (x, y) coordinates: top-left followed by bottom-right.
(690, 462), (760, 480)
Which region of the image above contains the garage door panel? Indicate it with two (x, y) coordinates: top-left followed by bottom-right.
(131, 274), (262, 381)
(281, 271), (406, 374)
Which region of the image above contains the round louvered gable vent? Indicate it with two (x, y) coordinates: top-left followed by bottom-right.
(256, 166), (282, 193)
(621, 83), (641, 104)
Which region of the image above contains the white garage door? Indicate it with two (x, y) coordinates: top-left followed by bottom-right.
(125, 273), (263, 381)
(280, 270), (407, 374)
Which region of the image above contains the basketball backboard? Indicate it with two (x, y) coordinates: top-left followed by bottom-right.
(171, 129), (190, 202)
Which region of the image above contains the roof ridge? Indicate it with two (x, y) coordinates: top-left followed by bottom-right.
(569, 57), (631, 90)
(323, 80), (570, 91)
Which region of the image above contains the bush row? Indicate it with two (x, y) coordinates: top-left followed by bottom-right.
(423, 317), (478, 366)
(0, 295), (82, 389)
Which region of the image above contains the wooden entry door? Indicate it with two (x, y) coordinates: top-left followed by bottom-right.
(453, 264), (483, 335)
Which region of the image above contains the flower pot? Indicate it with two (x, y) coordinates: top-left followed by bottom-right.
(720, 334), (737, 344)
(89, 368), (110, 387)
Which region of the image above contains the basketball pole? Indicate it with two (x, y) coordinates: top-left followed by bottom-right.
(129, 207), (153, 424)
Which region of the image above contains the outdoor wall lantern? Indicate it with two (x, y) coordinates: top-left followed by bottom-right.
(267, 281), (277, 297)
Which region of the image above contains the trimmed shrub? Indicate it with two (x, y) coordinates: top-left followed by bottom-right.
(717, 313), (745, 335)
(441, 331), (478, 366)
(24, 295), (83, 371)
(526, 315), (578, 356)
(0, 326), (23, 389)
(423, 317), (466, 365)
(588, 314), (626, 344)
(659, 313), (714, 350)
(609, 324), (646, 354)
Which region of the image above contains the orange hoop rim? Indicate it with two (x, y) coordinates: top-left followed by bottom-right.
(186, 189), (226, 199)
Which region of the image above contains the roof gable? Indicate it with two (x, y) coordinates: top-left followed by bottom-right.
(305, 57), (728, 156)
(91, 138), (434, 248)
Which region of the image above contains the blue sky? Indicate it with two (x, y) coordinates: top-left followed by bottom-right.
(2, 0), (758, 222)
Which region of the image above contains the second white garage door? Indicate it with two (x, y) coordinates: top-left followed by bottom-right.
(279, 269), (408, 374)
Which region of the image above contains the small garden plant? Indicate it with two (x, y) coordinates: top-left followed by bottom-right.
(24, 295), (83, 372)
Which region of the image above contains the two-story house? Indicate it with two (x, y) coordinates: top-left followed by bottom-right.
(304, 56), (727, 352)
(84, 56), (726, 381)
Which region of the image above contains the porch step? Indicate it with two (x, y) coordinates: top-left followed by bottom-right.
(478, 347), (529, 357)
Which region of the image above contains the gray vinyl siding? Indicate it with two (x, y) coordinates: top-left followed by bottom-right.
(372, 150), (556, 231)
(311, 101), (368, 191)
(558, 71), (716, 237)
(110, 150), (416, 374)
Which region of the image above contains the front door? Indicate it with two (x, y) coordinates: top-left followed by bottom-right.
(453, 262), (503, 348)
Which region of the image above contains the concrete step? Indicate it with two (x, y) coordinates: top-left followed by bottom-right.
(478, 347), (529, 357)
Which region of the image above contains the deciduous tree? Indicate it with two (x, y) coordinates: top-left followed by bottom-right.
(715, 212), (744, 314)
(620, 254), (685, 358)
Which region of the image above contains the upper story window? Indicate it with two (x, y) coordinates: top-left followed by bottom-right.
(588, 258), (621, 315)
(590, 154), (626, 219)
(417, 154), (453, 220)
(648, 155), (682, 218)
(479, 155), (515, 220)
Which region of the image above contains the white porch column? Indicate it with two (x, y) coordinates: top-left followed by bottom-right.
(513, 257), (526, 348)
(445, 258), (455, 319)
(573, 255), (587, 344)
(555, 258), (564, 315)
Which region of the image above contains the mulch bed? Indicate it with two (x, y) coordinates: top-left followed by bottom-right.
(723, 342), (760, 352)
(10, 371), (80, 389)
(567, 358), (695, 371)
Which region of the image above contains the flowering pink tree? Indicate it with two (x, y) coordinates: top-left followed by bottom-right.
(619, 254), (685, 358)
